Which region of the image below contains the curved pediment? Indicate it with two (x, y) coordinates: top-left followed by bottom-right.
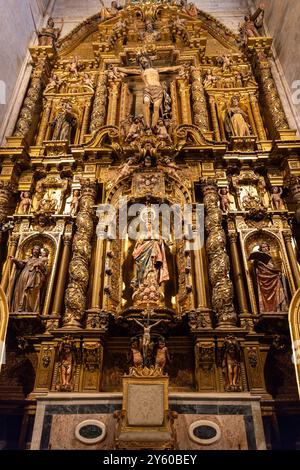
(58, 2), (241, 59)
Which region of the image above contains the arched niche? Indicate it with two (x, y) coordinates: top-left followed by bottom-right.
(243, 230), (294, 315)
(7, 233), (58, 315)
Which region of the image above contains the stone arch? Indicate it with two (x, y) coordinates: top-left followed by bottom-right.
(0, 285), (9, 370)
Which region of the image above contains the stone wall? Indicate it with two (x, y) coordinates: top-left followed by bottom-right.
(0, 0), (51, 143)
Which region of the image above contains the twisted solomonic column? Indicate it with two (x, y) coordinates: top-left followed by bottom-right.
(63, 180), (97, 328)
(202, 179), (237, 328)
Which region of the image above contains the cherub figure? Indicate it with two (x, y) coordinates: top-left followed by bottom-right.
(218, 55), (233, 73)
(178, 63), (190, 80)
(107, 64), (126, 81)
(271, 186), (284, 210)
(82, 73), (94, 89)
(125, 116), (142, 142)
(128, 337), (143, 368)
(154, 336), (170, 371)
(221, 335), (242, 392)
(67, 56), (83, 77)
(114, 156), (138, 186)
(69, 189), (81, 216)
(156, 119), (172, 143)
(218, 187), (230, 213)
(18, 191), (32, 214)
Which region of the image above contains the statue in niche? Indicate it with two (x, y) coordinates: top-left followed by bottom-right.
(249, 242), (288, 313)
(10, 245), (48, 314)
(271, 187), (284, 210)
(51, 102), (77, 142)
(239, 4), (265, 44)
(218, 187), (230, 213)
(99, 0), (122, 22)
(69, 189), (81, 216)
(38, 17), (63, 47)
(221, 335), (242, 392)
(224, 96), (251, 138)
(18, 191), (32, 214)
(131, 215), (170, 305)
(38, 190), (58, 214)
(57, 339), (76, 391)
(117, 53), (181, 129)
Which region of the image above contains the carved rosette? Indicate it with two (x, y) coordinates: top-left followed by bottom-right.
(202, 180), (236, 327)
(254, 57), (289, 131)
(90, 72), (108, 132)
(14, 49), (53, 140)
(190, 67), (209, 133)
(63, 181), (97, 328)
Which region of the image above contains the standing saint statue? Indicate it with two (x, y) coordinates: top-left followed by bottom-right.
(117, 53), (181, 128)
(239, 4), (265, 44)
(249, 243), (288, 313)
(131, 217), (170, 306)
(51, 102), (77, 142)
(38, 17), (63, 47)
(10, 245), (48, 313)
(224, 96), (251, 138)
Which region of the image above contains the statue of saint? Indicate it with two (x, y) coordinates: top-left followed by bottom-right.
(154, 336), (170, 371)
(224, 96), (251, 138)
(51, 102), (77, 142)
(249, 243), (288, 313)
(38, 17), (63, 47)
(117, 54), (181, 128)
(10, 245), (48, 313)
(221, 336), (241, 392)
(132, 222), (169, 291)
(239, 4), (265, 44)
(127, 337), (143, 368)
(271, 187), (284, 210)
(99, 0), (121, 22)
(57, 341), (75, 391)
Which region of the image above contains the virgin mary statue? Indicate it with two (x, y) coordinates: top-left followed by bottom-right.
(131, 221), (169, 305)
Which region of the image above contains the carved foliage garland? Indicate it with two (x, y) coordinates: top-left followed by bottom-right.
(0, 181), (14, 225)
(203, 180), (236, 327)
(63, 180), (97, 327)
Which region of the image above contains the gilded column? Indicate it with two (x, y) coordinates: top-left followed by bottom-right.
(1, 233), (19, 293)
(202, 180), (237, 327)
(283, 232), (300, 289)
(80, 98), (92, 143)
(107, 79), (122, 126)
(36, 99), (52, 145)
(63, 180), (97, 328)
(177, 78), (192, 124)
(228, 232), (249, 314)
(289, 176), (300, 223)
(190, 67), (209, 133)
(250, 94), (267, 140)
(14, 47), (53, 142)
(90, 72), (108, 132)
(52, 232), (72, 316)
(170, 80), (179, 127)
(209, 96), (221, 141)
(254, 55), (289, 134)
(90, 236), (105, 311)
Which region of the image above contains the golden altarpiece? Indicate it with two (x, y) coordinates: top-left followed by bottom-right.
(0, 1), (300, 450)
